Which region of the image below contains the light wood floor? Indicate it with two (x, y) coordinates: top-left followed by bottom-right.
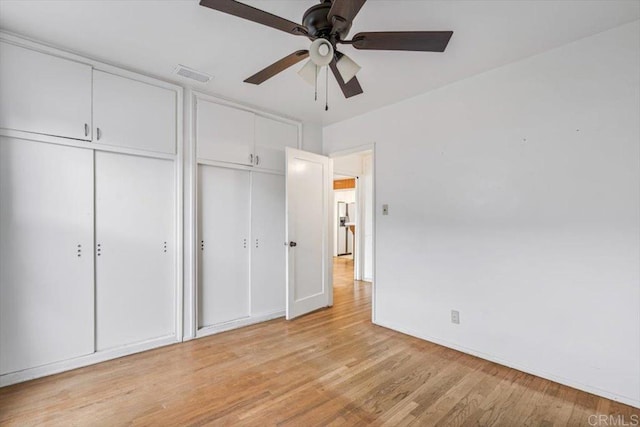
(1, 257), (637, 426)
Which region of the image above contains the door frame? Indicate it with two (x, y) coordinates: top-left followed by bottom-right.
(328, 143), (376, 323)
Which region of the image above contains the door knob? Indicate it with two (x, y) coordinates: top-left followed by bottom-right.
(289, 241), (297, 247)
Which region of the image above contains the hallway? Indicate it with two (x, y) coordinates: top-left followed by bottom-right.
(0, 258), (636, 425)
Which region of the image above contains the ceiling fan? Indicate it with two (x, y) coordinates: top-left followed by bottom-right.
(199, 0), (453, 99)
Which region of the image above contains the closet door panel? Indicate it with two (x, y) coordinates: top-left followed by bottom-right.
(251, 172), (286, 315)
(198, 165), (251, 327)
(0, 137), (94, 374)
(93, 70), (176, 154)
(95, 152), (175, 351)
(254, 116), (298, 172)
(196, 100), (254, 166)
(0, 42), (92, 141)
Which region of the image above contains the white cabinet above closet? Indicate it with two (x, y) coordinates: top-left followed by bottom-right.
(93, 71), (177, 154)
(195, 97), (299, 172)
(254, 116), (299, 172)
(0, 41), (92, 141)
(196, 99), (255, 166)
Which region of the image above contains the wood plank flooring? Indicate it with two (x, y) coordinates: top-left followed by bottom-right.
(1, 257), (637, 426)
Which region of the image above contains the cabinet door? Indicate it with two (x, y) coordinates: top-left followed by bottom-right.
(0, 137), (94, 374)
(198, 165), (251, 327)
(95, 152), (175, 351)
(0, 42), (92, 141)
(251, 172), (286, 316)
(93, 71), (176, 154)
(196, 99), (254, 166)
(254, 116), (298, 172)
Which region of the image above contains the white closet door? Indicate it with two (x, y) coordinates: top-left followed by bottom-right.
(0, 137), (94, 374)
(95, 152), (175, 351)
(251, 172), (286, 316)
(0, 42), (92, 141)
(196, 99), (255, 166)
(93, 70), (176, 154)
(198, 165), (251, 327)
(254, 116), (298, 172)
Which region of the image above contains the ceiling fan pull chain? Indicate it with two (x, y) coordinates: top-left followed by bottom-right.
(314, 64), (318, 101)
(325, 65), (329, 111)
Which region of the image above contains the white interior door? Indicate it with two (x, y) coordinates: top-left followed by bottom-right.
(198, 165), (251, 327)
(95, 152), (175, 351)
(251, 171), (286, 316)
(0, 137), (94, 374)
(285, 148), (332, 320)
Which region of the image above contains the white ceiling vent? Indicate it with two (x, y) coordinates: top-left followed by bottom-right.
(173, 65), (212, 83)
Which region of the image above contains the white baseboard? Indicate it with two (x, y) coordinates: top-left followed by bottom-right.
(0, 335), (180, 387)
(196, 310), (285, 339)
(373, 320), (640, 409)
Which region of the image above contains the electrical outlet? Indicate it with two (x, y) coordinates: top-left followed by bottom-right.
(382, 204), (389, 215)
(451, 310), (460, 324)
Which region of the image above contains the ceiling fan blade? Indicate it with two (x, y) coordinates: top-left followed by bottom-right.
(328, 0), (366, 36)
(199, 0), (308, 36)
(351, 31), (453, 52)
(244, 50), (310, 85)
(330, 56), (363, 99)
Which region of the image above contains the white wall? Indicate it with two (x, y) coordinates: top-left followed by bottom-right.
(302, 122), (323, 154)
(323, 21), (640, 407)
(333, 152), (364, 176)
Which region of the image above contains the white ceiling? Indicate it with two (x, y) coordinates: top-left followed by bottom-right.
(0, 1), (638, 125)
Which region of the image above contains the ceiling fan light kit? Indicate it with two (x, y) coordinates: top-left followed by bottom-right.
(200, 0), (453, 104)
(335, 53), (360, 84)
(298, 59), (320, 86)
(309, 38), (334, 66)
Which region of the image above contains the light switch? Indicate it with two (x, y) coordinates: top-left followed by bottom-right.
(382, 204), (389, 215)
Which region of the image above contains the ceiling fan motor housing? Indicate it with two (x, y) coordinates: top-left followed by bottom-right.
(302, 2), (350, 41)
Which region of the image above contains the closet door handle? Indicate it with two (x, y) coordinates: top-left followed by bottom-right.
(289, 241), (297, 247)
(249, 154), (253, 164)
(84, 123), (89, 137)
(96, 127), (102, 141)
(255, 155), (260, 165)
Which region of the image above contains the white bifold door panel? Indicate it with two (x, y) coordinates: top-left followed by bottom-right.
(198, 165), (251, 327)
(254, 116), (298, 172)
(0, 42), (92, 141)
(0, 137), (94, 374)
(95, 152), (175, 351)
(251, 172), (286, 316)
(285, 148), (332, 320)
(196, 100), (255, 166)
(93, 70), (176, 154)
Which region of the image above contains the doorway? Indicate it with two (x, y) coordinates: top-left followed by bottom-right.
(330, 147), (375, 319)
(283, 146), (374, 321)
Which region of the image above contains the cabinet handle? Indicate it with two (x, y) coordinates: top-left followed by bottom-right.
(255, 155), (260, 165)
(249, 154), (253, 164)
(96, 127), (102, 141)
(84, 123), (89, 137)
